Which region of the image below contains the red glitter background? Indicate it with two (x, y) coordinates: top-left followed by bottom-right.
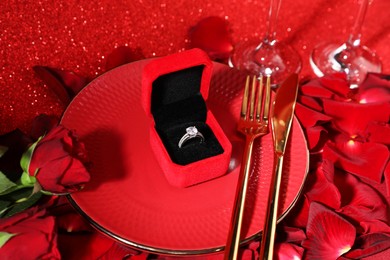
(1, 0), (389, 134)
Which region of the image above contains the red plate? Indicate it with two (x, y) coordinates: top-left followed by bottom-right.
(61, 60), (309, 255)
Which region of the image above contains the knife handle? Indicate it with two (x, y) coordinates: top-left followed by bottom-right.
(259, 154), (284, 260)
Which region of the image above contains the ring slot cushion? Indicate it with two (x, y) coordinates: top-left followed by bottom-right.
(141, 48), (232, 188)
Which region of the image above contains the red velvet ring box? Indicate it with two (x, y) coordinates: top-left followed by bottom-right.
(141, 48), (232, 188)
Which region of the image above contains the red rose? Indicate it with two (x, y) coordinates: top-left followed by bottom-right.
(28, 125), (90, 194)
(0, 207), (60, 260)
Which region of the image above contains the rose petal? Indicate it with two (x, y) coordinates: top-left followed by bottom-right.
(277, 226), (306, 243)
(295, 103), (332, 128)
(105, 46), (145, 71)
(300, 78), (335, 99)
(324, 135), (389, 183)
(0, 207), (60, 259)
(189, 16), (233, 61)
(29, 125), (90, 194)
(366, 122), (390, 145)
(298, 95), (323, 111)
(305, 160), (341, 210)
(385, 162), (390, 196)
(343, 233), (390, 259)
(305, 126), (328, 151)
(362, 247), (390, 260)
(361, 73), (390, 91)
(322, 98), (390, 137)
(30, 114), (59, 140)
(358, 73), (390, 104)
(333, 171), (390, 232)
(319, 73), (351, 98)
(357, 87), (390, 104)
(56, 211), (92, 233)
(58, 232), (115, 260)
(274, 243), (304, 260)
(360, 220), (390, 235)
(302, 202), (355, 260)
(284, 195), (310, 229)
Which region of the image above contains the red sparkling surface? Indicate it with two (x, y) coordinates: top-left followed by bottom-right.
(1, 0), (389, 134)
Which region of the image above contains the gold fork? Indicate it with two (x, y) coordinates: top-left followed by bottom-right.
(224, 75), (271, 260)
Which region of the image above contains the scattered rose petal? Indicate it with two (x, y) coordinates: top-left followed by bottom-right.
(300, 78), (335, 99)
(189, 16), (233, 61)
(319, 73), (351, 98)
(358, 73), (390, 103)
(305, 126), (328, 151)
(274, 242), (304, 260)
(302, 202), (355, 260)
(284, 195), (310, 229)
(324, 134), (389, 183)
(295, 103), (332, 128)
(322, 98), (390, 137)
(360, 220), (390, 235)
(58, 232), (115, 260)
(277, 226), (306, 243)
(105, 46), (145, 71)
(333, 172), (390, 233)
(366, 122), (390, 145)
(305, 160), (341, 210)
(56, 211), (92, 233)
(385, 162), (390, 196)
(343, 233), (390, 259)
(298, 95), (323, 111)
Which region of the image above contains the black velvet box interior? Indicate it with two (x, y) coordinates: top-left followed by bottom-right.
(151, 65), (224, 165)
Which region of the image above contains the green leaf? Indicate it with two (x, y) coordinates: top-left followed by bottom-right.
(0, 187), (41, 218)
(0, 171), (17, 195)
(20, 171), (36, 187)
(3, 192), (42, 218)
(0, 187), (34, 218)
(0, 231), (16, 248)
(20, 137), (42, 174)
(0, 199), (13, 214)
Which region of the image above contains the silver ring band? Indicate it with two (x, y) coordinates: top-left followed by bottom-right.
(178, 126), (205, 148)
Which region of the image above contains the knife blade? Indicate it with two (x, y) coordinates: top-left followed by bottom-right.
(259, 73), (299, 260)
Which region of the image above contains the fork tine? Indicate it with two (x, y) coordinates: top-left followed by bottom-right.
(249, 75), (257, 120)
(263, 75), (271, 122)
(256, 76), (264, 121)
(241, 76), (250, 119)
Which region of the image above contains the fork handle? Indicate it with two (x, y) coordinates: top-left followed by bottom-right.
(224, 136), (255, 260)
(259, 153), (284, 260)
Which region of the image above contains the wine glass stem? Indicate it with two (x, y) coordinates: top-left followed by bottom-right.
(264, 0), (282, 44)
(347, 0), (369, 47)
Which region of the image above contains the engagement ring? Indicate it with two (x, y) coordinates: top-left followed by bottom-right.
(178, 126), (204, 148)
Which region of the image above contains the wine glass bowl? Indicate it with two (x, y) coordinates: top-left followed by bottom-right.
(310, 41), (382, 88)
(229, 39), (301, 85)
(229, 0), (301, 86)
(310, 0), (382, 88)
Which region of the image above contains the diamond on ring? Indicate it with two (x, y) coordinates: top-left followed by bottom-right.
(178, 126), (205, 148)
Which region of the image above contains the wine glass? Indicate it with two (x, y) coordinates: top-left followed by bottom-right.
(310, 0), (382, 89)
(229, 0), (301, 86)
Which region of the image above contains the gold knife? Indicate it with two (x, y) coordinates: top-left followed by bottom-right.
(259, 74), (299, 260)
